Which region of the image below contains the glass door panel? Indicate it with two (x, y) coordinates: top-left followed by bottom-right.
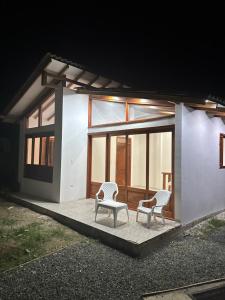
(149, 132), (172, 191)
(128, 134), (146, 189)
(91, 137), (106, 183)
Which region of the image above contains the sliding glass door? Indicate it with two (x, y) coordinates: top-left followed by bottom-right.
(88, 127), (174, 218)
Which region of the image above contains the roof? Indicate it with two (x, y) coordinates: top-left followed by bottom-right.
(3, 53), (225, 122)
(3, 53), (127, 122)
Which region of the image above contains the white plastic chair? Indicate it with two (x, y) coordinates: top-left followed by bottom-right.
(136, 190), (172, 228)
(95, 182), (118, 211)
(95, 182), (129, 227)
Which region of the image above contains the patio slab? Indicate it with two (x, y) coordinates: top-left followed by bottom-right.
(8, 193), (181, 257)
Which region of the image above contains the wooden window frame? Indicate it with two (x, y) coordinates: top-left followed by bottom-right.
(26, 92), (55, 129)
(88, 96), (175, 128)
(87, 125), (175, 218)
(220, 133), (225, 169)
(24, 132), (55, 183)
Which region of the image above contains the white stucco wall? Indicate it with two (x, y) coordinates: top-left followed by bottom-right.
(175, 104), (225, 224)
(18, 85), (63, 202)
(59, 89), (88, 202)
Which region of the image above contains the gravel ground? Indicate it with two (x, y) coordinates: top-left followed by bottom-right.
(1, 219), (225, 299)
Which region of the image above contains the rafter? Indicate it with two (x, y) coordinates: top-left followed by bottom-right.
(101, 79), (112, 88)
(67, 69), (86, 89)
(88, 74), (100, 86)
(47, 112), (55, 122)
(187, 104), (225, 117)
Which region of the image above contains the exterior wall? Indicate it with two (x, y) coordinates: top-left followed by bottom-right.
(18, 85), (63, 202)
(175, 104), (225, 224)
(59, 89), (89, 202)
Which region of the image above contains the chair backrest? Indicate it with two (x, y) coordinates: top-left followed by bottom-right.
(99, 182), (118, 201)
(155, 190), (171, 207)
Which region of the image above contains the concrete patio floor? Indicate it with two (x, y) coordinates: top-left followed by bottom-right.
(8, 193), (181, 257)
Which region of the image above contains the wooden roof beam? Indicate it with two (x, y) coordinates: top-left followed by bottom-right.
(88, 74), (100, 86)
(67, 69), (86, 89)
(102, 79), (112, 88)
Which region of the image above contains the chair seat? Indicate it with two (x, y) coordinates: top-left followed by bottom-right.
(137, 206), (153, 214)
(138, 206), (163, 214)
(98, 200), (127, 209)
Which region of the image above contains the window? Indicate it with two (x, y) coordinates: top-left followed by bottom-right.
(25, 135), (55, 167)
(220, 133), (225, 168)
(92, 99), (126, 126)
(33, 138), (40, 165)
(26, 93), (55, 128)
(40, 137), (47, 165)
(41, 94), (55, 126)
(26, 138), (32, 164)
(48, 136), (55, 167)
(27, 109), (39, 128)
(128, 104), (165, 121)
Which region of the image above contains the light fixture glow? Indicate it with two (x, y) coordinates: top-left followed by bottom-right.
(140, 98), (149, 103)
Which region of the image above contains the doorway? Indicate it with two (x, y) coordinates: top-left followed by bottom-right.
(87, 126), (174, 218)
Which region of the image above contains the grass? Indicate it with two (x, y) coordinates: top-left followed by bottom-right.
(0, 218), (18, 226)
(0, 201), (86, 272)
(200, 217), (225, 237)
(0, 222), (74, 271)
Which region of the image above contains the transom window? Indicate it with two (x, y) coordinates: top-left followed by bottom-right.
(26, 93), (55, 129)
(89, 97), (175, 128)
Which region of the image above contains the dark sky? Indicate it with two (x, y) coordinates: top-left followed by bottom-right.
(1, 3), (225, 113)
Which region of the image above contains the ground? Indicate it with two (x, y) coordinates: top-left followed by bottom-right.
(0, 198), (87, 272)
(1, 198), (225, 300)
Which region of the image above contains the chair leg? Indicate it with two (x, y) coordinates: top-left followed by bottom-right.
(113, 209), (117, 228)
(126, 207), (129, 222)
(162, 213), (165, 225)
(95, 205), (99, 222)
(147, 214), (151, 228)
(136, 211), (139, 222)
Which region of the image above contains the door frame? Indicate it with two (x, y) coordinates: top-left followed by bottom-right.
(87, 125), (175, 219)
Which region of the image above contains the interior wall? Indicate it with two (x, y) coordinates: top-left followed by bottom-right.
(175, 104), (225, 224)
(130, 134), (146, 188)
(60, 89), (88, 202)
(149, 132), (172, 191)
(91, 137), (106, 182)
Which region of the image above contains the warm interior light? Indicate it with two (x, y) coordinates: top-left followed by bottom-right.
(140, 98), (149, 103)
(164, 111), (175, 115)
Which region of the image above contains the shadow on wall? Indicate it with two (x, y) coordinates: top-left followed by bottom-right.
(0, 121), (19, 192)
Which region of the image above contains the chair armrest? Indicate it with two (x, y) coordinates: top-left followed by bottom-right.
(151, 205), (166, 213)
(96, 190), (102, 201)
(138, 197), (154, 207)
(113, 191), (118, 201)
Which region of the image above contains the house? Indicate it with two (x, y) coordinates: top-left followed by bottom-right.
(3, 53), (225, 225)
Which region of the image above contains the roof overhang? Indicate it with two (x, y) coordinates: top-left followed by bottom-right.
(3, 53), (225, 122)
(3, 53), (125, 122)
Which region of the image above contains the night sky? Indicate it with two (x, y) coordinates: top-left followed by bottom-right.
(1, 3), (225, 113)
